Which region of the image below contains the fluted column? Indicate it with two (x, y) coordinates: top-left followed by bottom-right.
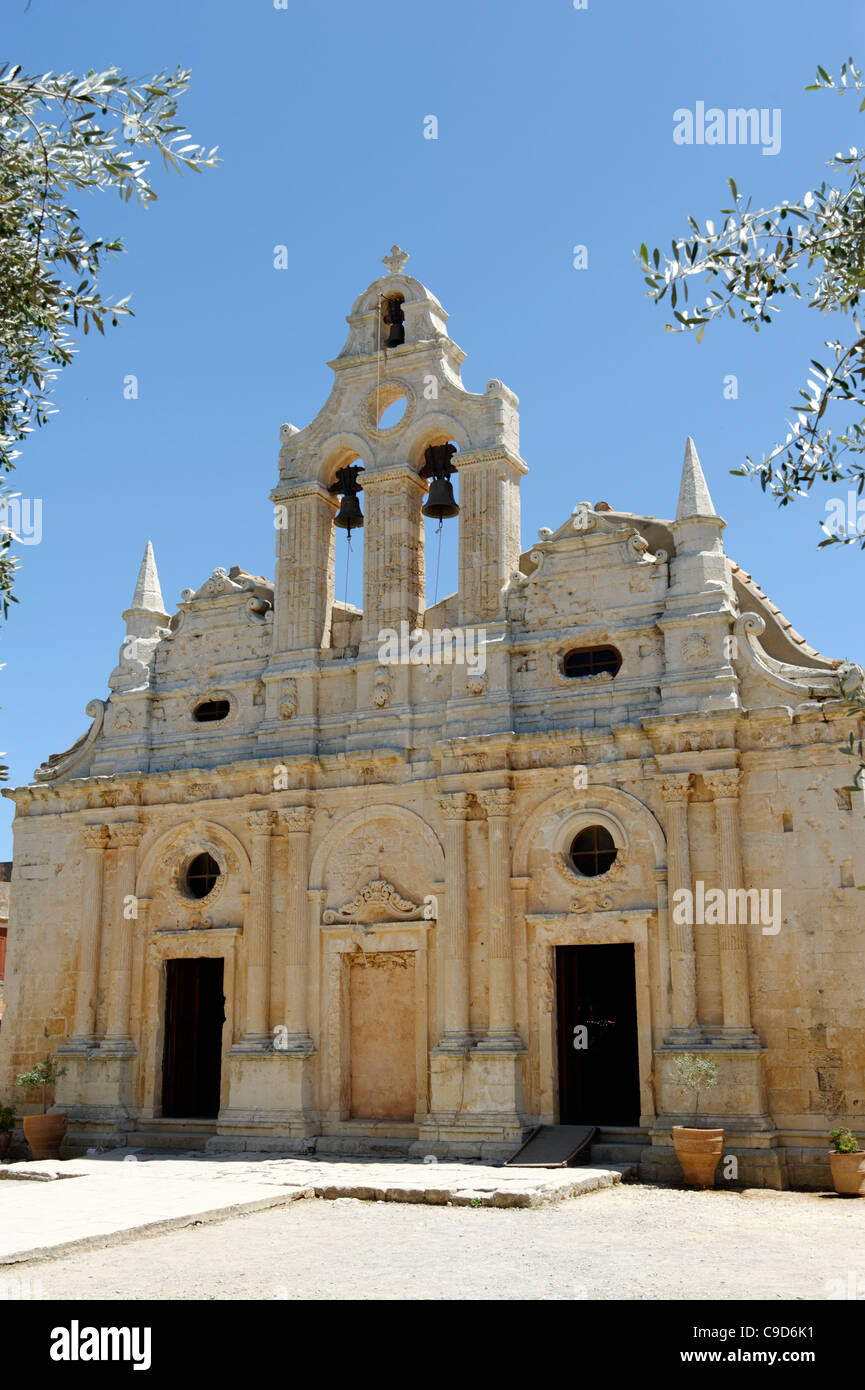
(477, 787), (521, 1049)
(241, 809), (277, 1047)
(68, 824), (110, 1047)
(654, 866), (672, 1037)
(438, 793), (472, 1047)
(281, 805), (315, 1051)
(103, 822), (145, 1051)
(661, 774), (700, 1038)
(707, 769), (757, 1039)
(272, 483), (337, 652)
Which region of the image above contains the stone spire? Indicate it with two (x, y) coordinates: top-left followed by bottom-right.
(676, 436), (717, 520)
(119, 541), (169, 657)
(661, 436), (735, 715)
(130, 540), (165, 614)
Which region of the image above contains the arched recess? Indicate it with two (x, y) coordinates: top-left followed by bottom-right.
(309, 802), (445, 892)
(136, 819), (252, 901)
(513, 784), (667, 882)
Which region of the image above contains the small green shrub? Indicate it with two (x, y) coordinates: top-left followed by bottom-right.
(672, 1053), (719, 1120)
(15, 1056), (67, 1115)
(829, 1127), (860, 1154)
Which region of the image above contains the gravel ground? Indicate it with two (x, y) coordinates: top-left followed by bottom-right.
(1, 1183), (862, 1301)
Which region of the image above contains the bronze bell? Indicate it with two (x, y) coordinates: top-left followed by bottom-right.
(422, 476), (459, 520)
(329, 463), (364, 532)
(334, 492), (363, 531)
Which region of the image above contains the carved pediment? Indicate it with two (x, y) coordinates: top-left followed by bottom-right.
(323, 878), (428, 924)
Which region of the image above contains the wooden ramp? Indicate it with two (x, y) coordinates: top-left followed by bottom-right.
(503, 1124), (597, 1169)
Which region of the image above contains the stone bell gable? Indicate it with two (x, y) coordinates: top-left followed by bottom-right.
(2, 247), (864, 1189)
(22, 248), (860, 782)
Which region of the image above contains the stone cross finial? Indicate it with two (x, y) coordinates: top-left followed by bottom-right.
(382, 244), (409, 275)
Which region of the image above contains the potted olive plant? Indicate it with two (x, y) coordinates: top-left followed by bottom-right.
(15, 1056), (68, 1160)
(828, 1128), (865, 1196)
(0, 1105), (14, 1159)
(671, 1053), (724, 1188)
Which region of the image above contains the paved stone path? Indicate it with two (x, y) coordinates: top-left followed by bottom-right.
(1, 1182), (861, 1301)
(0, 1151), (629, 1264)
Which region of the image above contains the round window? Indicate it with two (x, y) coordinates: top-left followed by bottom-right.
(569, 825), (618, 878)
(186, 852), (221, 899)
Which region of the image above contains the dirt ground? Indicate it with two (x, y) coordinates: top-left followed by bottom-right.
(1, 1182), (862, 1301)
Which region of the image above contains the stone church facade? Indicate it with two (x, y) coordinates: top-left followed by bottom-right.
(2, 248), (863, 1187)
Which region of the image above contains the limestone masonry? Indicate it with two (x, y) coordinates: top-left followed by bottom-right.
(2, 248), (863, 1187)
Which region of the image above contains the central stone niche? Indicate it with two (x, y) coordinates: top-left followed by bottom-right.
(349, 949), (416, 1120)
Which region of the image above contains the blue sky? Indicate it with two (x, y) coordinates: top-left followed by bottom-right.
(2, 0), (864, 856)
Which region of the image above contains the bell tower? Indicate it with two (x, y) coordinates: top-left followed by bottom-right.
(265, 248), (526, 732)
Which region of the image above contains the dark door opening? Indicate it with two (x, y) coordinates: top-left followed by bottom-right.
(162, 957), (225, 1118)
(556, 943), (640, 1126)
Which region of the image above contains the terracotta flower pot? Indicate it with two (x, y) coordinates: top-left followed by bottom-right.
(0, 1132), (11, 1159)
(673, 1125), (725, 1188)
(22, 1112), (67, 1161)
(830, 1150), (865, 1196)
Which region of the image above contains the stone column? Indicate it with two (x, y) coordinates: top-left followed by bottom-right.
(240, 809), (277, 1047)
(457, 449), (524, 625)
(437, 793), (472, 1048)
(361, 466), (426, 642)
(654, 866), (672, 1038)
(477, 787), (521, 1048)
(707, 769), (756, 1039)
(281, 805), (315, 1051)
(272, 483), (337, 652)
(68, 824), (110, 1047)
(103, 822), (145, 1051)
(660, 774), (700, 1038)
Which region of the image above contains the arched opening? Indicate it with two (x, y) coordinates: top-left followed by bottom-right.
(420, 440), (460, 611)
(327, 455), (365, 634)
(382, 294), (405, 348)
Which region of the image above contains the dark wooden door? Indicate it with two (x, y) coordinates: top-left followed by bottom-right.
(556, 943), (640, 1126)
(162, 958), (225, 1118)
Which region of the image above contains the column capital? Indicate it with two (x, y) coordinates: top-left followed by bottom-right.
(247, 808), (278, 834)
(660, 773), (693, 803)
(705, 768), (742, 800)
(438, 792), (473, 820)
(477, 787), (514, 818)
(110, 821), (145, 848)
(82, 823), (110, 850)
(271, 479), (335, 505)
(281, 805), (315, 834)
